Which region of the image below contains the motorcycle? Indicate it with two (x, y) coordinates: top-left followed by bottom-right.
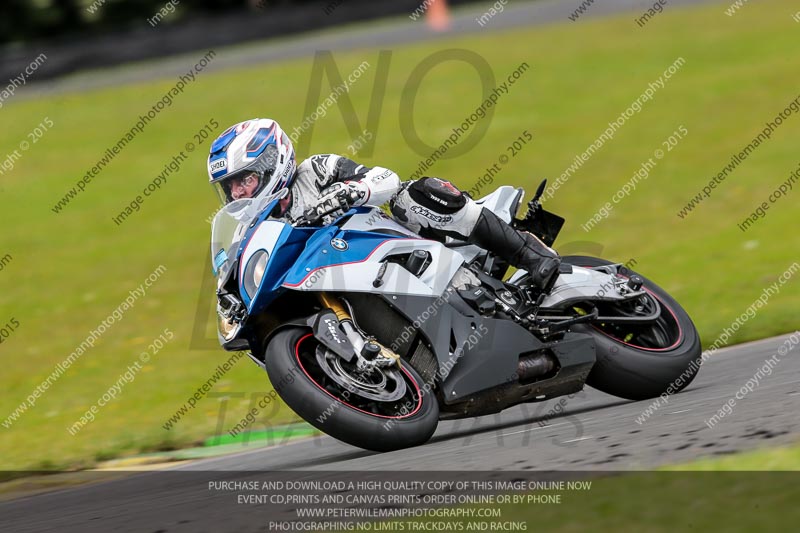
(210, 180), (701, 451)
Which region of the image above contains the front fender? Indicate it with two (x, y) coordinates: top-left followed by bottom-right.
(258, 310), (356, 364)
(255, 315), (314, 363)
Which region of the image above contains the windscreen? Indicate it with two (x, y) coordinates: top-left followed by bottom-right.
(209, 188), (288, 279)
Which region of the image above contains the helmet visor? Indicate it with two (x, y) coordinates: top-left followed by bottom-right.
(213, 171), (264, 205)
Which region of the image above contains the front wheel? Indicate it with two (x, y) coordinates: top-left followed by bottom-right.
(264, 327), (439, 452)
(563, 256), (702, 401)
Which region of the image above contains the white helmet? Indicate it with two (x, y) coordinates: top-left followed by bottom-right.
(207, 118), (296, 204)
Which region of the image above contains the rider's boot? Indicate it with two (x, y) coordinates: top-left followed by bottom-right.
(468, 208), (561, 292)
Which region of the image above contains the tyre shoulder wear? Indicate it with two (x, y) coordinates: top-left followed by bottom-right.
(264, 327), (440, 452)
(563, 256), (702, 401)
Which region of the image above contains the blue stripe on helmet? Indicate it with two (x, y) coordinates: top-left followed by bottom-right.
(210, 127), (239, 154)
(246, 127), (276, 158)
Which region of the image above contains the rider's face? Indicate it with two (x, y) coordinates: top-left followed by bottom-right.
(230, 172), (259, 200)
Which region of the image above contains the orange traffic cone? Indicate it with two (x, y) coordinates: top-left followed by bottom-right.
(427, 0), (451, 31)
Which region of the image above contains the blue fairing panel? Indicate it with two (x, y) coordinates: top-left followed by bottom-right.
(241, 224), (309, 313)
(240, 206), (413, 311)
(282, 228), (407, 288)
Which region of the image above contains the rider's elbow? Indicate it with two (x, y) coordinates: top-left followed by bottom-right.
(364, 167), (401, 205)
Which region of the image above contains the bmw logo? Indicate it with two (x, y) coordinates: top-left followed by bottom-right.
(330, 238), (349, 251)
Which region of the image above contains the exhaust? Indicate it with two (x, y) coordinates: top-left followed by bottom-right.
(517, 352), (556, 381)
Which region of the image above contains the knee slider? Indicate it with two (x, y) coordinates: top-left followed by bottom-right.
(409, 177), (467, 214)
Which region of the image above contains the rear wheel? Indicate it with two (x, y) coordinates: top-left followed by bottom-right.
(562, 256), (702, 401)
(264, 327), (439, 452)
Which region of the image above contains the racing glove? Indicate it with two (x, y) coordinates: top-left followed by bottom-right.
(302, 181), (369, 224)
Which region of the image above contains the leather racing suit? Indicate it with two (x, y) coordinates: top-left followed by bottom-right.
(282, 154), (561, 290)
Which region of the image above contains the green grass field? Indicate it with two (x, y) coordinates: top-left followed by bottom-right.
(1, 0), (799, 471)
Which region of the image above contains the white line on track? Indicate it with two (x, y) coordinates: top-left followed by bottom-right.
(561, 436), (594, 444)
(498, 422), (570, 438)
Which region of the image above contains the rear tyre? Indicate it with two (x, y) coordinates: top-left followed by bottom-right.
(562, 256), (702, 401)
(264, 327), (439, 452)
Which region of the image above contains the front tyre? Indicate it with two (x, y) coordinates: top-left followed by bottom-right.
(264, 327), (439, 452)
(563, 256), (702, 401)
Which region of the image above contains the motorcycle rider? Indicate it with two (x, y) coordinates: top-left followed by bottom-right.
(207, 118), (561, 290)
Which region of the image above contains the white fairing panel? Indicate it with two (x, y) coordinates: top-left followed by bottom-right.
(340, 210), (419, 236)
(509, 266), (637, 309)
(238, 220), (286, 283)
(292, 210), (466, 296)
(473, 185), (523, 223)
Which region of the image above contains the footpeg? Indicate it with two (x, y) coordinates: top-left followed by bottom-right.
(627, 275), (644, 291)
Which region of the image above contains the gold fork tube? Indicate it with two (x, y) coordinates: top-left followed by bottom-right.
(318, 292), (350, 322)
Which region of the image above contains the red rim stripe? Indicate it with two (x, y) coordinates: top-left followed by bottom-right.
(294, 333), (424, 420)
(590, 283), (683, 352)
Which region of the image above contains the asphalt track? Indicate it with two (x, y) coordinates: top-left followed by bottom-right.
(1, 333), (798, 532)
(5, 0), (795, 530)
(179, 332), (800, 472)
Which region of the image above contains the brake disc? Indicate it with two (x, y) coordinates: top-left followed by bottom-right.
(315, 346), (407, 402)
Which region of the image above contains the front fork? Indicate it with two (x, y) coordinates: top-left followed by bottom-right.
(318, 292), (366, 355)
(317, 292), (400, 368)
